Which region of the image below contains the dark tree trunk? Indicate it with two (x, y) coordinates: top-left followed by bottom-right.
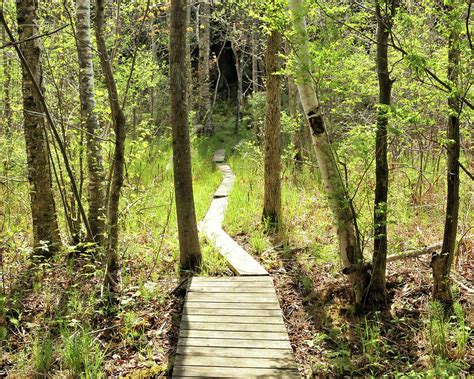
(170, 0), (202, 271)
(2, 25), (12, 135)
(263, 29), (282, 226)
(431, 6), (461, 306)
(94, 0), (127, 290)
(369, 0), (396, 305)
(16, 0), (61, 257)
(197, 0), (212, 133)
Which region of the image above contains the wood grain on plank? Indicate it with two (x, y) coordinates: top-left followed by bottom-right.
(179, 330), (290, 340)
(183, 301), (280, 310)
(179, 321), (287, 333)
(183, 308), (282, 317)
(177, 337), (292, 349)
(172, 366), (299, 378)
(186, 293), (277, 303)
(174, 355), (298, 369)
(188, 287), (276, 293)
(181, 315), (283, 324)
(176, 346), (294, 359)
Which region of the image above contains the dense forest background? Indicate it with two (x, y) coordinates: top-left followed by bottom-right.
(0, 0), (472, 377)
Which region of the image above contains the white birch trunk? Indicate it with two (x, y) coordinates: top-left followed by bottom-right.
(288, 0), (366, 309)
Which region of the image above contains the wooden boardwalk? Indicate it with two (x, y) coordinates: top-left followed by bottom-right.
(173, 277), (299, 378)
(173, 150), (298, 377)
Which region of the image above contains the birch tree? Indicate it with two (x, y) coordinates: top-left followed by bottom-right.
(288, 0), (368, 310)
(76, 0), (106, 245)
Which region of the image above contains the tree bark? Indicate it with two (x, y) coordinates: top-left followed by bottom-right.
(251, 22), (259, 93)
(2, 24), (12, 135)
(232, 44), (243, 134)
(94, 0), (126, 289)
(197, 0), (212, 133)
(369, 0), (396, 305)
(76, 0), (106, 245)
(263, 29), (282, 226)
(289, 0), (367, 311)
(431, 5), (461, 306)
(170, 0), (202, 271)
(16, 0), (61, 257)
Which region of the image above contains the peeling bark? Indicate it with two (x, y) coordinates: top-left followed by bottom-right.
(289, 0), (367, 310)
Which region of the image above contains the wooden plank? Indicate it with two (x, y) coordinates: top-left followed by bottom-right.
(191, 284), (273, 291)
(181, 315), (283, 324)
(173, 366), (299, 378)
(183, 301), (280, 310)
(177, 337), (292, 349)
(183, 308), (282, 317)
(191, 276), (271, 282)
(175, 355), (298, 370)
(186, 293), (277, 303)
(188, 287), (275, 294)
(179, 330), (289, 341)
(179, 322), (287, 333)
(176, 346), (294, 359)
(213, 149), (225, 163)
(200, 228), (269, 275)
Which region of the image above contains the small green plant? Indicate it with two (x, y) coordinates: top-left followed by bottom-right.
(32, 333), (54, 377)
(452, 302), (469, 359)
(61, 325), (105, 378)
(428, 300), (448, 358)
(360, 317), (382, 370)
(249, 229), (268, 255)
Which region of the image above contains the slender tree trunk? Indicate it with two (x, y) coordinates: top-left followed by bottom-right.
(2, 24), (12, 135)
(369, 0), (396, 305)
(289, 0), (367, 311)
(76, 0), (106, 245)
(94, 0), (126, 289)
(16, 0), (61, 257)
(286, 40), (305, 166)
(431, 6), (461, 306)
(263, 29), (282, 226)
(232, 45), (243, 134)
(170, 0), (202, 271)
(186, 0), (193, 111)
(197, 0), (211, 133)
(251, 23), (259, 93)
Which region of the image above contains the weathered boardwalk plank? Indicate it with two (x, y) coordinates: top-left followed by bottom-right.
(173, 277), (298, 378)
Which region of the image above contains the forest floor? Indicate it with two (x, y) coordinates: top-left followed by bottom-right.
(1, 109), (473, 377)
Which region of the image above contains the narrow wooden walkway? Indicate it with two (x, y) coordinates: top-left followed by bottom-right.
(173, 150), (298, 378)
